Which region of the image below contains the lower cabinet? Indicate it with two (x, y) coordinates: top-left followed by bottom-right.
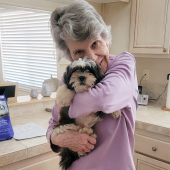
(18, 156), (60, 170)
(134, 152), (170, 170)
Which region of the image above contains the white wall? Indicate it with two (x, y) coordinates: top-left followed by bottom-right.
(103, 1), (131, 56)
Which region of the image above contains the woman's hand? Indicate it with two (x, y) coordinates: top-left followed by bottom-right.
(51, 130), (96, 155)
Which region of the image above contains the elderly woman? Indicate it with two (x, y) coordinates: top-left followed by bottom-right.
(46, 1), (138, 170)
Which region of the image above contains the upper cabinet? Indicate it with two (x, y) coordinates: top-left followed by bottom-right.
(129, 0), (170, 54)
(89, 0), (129, 3)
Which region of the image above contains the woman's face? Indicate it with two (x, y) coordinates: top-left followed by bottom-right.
(66, 36), (110, 74)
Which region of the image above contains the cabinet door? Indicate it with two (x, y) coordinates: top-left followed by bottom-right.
(134, 152), (170, 170)
(129, 0), (170, 54)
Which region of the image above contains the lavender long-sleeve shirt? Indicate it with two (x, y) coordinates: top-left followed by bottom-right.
(46, 51), (138, 170)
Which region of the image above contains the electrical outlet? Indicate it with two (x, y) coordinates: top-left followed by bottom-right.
(143, 69), (149, 80)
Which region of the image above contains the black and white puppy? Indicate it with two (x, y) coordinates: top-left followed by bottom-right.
(53, 58), (121, 170)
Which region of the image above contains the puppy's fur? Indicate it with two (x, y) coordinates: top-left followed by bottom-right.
(54, 58), (121, 170)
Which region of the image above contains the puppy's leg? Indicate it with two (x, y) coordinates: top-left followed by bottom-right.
(79, 127), (94, 136)
(110, 110), (121, 119)
(56, 84), (75, 107)
(53, 123), (81, 136)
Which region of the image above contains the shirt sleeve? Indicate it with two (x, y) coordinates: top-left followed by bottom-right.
(46, 101), (61, 153)
(46, 77), (64, 153)
(69, 52), (136, 118)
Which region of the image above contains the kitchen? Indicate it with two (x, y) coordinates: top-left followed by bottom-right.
(0, 0), (170, 169)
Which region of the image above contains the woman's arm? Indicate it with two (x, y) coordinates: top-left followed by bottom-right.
(46, 99), (96, 154)
(46, 101), (61, 152)
(69, 52), (137, 118)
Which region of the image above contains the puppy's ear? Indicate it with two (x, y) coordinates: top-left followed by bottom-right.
(94, 65), (105, 84)
(63, 66), (70, 85)
(63, 66), (74, 90)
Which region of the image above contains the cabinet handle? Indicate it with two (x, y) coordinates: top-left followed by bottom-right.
(152, 147), (157, 151)
(163, 48), (166, 52)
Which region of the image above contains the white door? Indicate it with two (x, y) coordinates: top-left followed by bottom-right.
(129, 0), (170, 54)
(134, 152), (170, 170)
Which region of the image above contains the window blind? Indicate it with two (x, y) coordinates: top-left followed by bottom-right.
(0, 5), (57, 88)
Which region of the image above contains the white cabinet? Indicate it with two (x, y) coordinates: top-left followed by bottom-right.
(135, 134), (170, 163)
(134, 153), (170, 170)
(129, 0), (170, 54)
(134, 134), (170, 170)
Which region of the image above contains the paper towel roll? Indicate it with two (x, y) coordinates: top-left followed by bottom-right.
(166, 75), (170, 109)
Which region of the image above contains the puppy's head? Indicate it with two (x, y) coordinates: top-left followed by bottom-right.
(64, 58), (104, 92)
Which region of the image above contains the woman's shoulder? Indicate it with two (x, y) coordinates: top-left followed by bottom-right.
(107, 51), (136, 71)
(109, 51), (135, 61)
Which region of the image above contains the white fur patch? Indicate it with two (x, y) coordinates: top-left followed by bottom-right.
(70, 58), (96, 68)
(56, 84), (75, 107)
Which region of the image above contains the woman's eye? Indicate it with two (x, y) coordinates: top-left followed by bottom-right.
(92, 40), (99, 47)
(74, 50), (85, 59)
(75, 50), (84, 55)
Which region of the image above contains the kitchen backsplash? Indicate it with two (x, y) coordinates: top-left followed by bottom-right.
(141, 82), (168, 106)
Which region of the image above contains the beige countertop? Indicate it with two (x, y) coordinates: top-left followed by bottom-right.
(136, 102), (170, 137)
(0, 102), (170, 167)
(0, 110), (52, 168)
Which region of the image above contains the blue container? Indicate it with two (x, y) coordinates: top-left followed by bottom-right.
(0, 95), (14, 141)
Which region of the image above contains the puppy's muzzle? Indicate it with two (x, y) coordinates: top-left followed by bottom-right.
(79, 76), (86, 85)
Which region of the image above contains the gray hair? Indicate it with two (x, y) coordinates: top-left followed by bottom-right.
(50, 0), (112, 61)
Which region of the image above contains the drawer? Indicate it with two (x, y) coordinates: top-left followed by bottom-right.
(19, 156), (60, 170)
(135, 134), (170, 163)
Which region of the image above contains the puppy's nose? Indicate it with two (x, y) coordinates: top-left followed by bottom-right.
(79, 76), (86, 82)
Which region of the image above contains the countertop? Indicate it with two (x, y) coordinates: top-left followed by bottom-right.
(0, 110), (52, 167)
(136, 102), (170, 137)
(0, 102), (170, 167)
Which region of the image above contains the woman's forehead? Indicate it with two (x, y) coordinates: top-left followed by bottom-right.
(66, 36), (102, 50)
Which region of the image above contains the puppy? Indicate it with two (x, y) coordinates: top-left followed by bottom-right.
(53, 58), (121, 170)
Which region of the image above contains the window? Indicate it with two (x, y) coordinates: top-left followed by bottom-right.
(0, 5), (57, 88)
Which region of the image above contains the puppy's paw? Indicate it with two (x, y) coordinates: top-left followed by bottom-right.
(79, 127), (97, 138)
(79, 127), (94, 136)
(56, 84), (75, 107)
(79, 127), (93, 136)
(110, 110), (121, 119)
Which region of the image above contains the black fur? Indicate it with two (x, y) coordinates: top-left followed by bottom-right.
(64, 64), (105, 90)
(59, 148), (79, 170)
(56, 63), (105, 170)
(56, 106), (75, 126)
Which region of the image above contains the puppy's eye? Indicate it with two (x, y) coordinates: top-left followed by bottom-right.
(76, 70), (81, 73)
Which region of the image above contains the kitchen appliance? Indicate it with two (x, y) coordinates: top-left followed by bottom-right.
(137, 94), (149, 105)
